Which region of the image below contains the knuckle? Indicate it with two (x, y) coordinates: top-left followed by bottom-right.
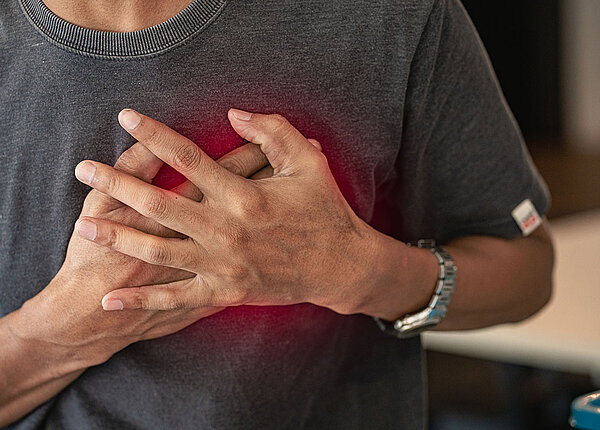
(230, 192), (259, 219)
(142, 191), (169, 219)
(316, 150), (329, 165)
(268, 114), (291, 134)
(177, 206), (201, 228)
(104, 171), (122, 194)
(269, 113), (288, 127)
(229, 198), (253, 220)
(163, 293), (186, 310)
(104, 226), (123, 249)
(131, 289), (151, 310)
(229, 199), (246, 218)
(172, 144), (202, 171)
(307, 138), (322, 151)
(219, 283), (249, 306)
(309, 151), (330, 171)
(144, 240), (171, 265)
(145, 124), (164, 147)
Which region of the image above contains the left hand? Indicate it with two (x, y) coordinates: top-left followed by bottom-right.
(74, 108), (385, 315)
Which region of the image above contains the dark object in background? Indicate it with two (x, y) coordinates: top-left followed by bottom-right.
(427, 351), (597, 430)
(461, 0), (600, 218)
(461, 0), (561, 146)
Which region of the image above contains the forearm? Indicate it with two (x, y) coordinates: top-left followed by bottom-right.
(360, 219), (554, 330)
(0, 291), (88, 426)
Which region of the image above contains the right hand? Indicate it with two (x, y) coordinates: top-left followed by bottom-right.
(11, 137), (271, 370)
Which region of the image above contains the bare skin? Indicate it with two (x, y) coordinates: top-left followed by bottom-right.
(0, 106), (553, 426)
(42, 0), (195, 32)
(2, 2), (555, 427)
(78, 109), (553, 330)
(0, 140), (275, 426)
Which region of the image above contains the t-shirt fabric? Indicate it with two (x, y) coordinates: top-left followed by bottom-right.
(0, 0), (550, 428)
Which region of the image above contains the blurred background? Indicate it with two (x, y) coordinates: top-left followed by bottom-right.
(424, 1), (600, 429)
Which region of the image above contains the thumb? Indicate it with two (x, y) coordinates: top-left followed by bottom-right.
(227, 109), (319, 175)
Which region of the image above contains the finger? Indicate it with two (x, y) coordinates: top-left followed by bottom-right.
(170, 142), (270, 201)
(83, 142), (165, 214)
(74, 216), (200, 271)
(75, 160), (203, 235)
(227, 109), (321, 176)
(170, 180), (204, 202)
(250, 166), (274, 180)
(217, 142), (269, 177)
(114, 141), (164, 183)
(101, 278), (205, 311)
(117, 108), (244, 198)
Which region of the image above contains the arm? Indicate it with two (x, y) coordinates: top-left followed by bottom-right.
(70, 1), (554, 333)
(357, 0), (555, 329)
(362, 217), (554, 330)
(0, 282), (86, 427)
(0, 141), (269, 427)
(74, 109), (552, 337)
(0, 138), (201, 426)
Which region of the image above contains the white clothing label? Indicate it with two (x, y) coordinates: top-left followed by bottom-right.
(512, 199), (541, 236)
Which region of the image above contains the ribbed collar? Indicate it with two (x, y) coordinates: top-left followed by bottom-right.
(18, 0), (227, 59)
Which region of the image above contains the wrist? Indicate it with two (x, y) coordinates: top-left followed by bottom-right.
(6, 306), (86, 385)
(12, 273), (119, 372)
(354, 229), (439, 321)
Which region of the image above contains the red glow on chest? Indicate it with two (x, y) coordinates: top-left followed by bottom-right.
(144, 111), (367, 336)
(150, 124), (240, 191)
(148, 112), (358, 216)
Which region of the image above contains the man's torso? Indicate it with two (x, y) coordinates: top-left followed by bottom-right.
(0, 0), (430, 428)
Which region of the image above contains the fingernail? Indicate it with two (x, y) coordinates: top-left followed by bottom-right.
(102, 298), (124, 311)
(76, 219), (97, 240)
(230, 108), (252, 121)
(119, 109), (141, 130)
(75, 162), (96, 184)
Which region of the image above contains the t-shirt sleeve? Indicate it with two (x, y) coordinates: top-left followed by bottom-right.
(383, 0), (551, 243)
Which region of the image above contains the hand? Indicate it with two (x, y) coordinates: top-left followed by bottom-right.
(14, 134), (271, 367)
(74, 108), (383, 316)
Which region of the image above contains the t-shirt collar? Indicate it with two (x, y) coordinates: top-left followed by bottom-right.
(18, 0), (227, 59)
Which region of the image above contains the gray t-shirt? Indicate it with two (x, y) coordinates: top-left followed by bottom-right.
(0, 0), (549, 428)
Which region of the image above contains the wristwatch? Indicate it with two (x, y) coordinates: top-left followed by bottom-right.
(373, 239), (457, 339)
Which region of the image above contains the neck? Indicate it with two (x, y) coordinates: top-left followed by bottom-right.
(41, 0), (195, 32)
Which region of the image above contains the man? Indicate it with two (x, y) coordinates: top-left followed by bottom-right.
(0, 0), (553, 428)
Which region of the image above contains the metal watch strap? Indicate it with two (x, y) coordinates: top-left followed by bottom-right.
(373, 239), (457, 339)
